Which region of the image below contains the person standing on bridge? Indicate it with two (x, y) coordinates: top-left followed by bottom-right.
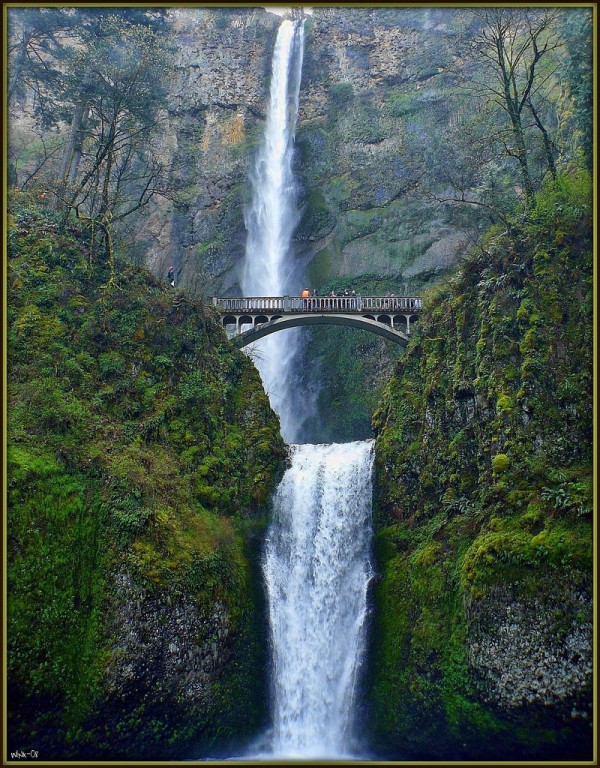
(301, 288), (310, 310)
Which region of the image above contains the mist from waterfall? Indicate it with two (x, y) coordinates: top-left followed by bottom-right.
(240, 18), (316, 444)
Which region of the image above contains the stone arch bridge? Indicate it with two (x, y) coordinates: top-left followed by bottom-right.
(212, 295), (423, 347)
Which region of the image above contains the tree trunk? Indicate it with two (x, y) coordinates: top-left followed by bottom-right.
(68, 108), (88, 187)
(99, 142), (114, 220)
(55, 101), (86, 209)
(8, 34), (30, 107)
(493, 18), (537, 207)
(527, 99), (557, 180)
(498, 52), (535, 205)
(509, 113), (535, 204)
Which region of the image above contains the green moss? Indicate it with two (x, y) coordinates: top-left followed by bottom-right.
(369, 172), (593, 759)
(384, 91), (420, 118)
(496, 393), (514, 413)
(296, 187), (334, 241)
(329, 81), (354, 106)
(492, 453), (510, 473)
(7, 192), (286, 759)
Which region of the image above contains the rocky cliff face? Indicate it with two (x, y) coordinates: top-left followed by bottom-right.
(94, 565), (267, 760)
(466, 584), (592, 719)
(135, 7), (480, 299)
(132, 8), (278, 295)
(295, 8), (475, 290)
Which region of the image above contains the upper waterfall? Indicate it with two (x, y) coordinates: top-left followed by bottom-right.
(242, 19), (304, 296)
(241, 19), (316, 443)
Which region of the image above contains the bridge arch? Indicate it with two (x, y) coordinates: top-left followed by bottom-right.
(232, 313), (410, 347)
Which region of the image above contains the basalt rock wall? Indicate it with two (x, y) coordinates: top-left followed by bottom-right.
(136, 7), (479, 298)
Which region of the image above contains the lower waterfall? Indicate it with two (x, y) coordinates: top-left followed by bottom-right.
(260, 440), (375, 759)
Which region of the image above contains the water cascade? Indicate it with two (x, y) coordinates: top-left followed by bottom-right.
(240, 18), (313, 444)
(240, 19), (375, 760)
(264, 441), (374, 758)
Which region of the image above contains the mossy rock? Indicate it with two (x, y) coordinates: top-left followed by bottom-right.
(369, 171), (593, 760)
(492, 453), (510, 473)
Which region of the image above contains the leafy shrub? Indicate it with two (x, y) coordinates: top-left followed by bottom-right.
(329, 81), (354, 106)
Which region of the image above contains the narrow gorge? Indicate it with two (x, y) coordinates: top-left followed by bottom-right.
(6, 5), (593, 764)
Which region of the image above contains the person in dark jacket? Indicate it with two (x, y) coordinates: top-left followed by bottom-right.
(167, 265), (175, 286)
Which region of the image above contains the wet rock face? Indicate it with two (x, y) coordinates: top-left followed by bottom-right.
(294, 7), (477, 288)
(466, 586), (592, 720)
(105, 572), (232, 708)
(85, 568), (261, 760)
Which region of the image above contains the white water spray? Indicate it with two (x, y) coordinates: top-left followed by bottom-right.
(241, 19), (314, 443)
(263, 441), (374, 758)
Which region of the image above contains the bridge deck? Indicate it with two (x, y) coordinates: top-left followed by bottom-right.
(213, 295), (423, 314)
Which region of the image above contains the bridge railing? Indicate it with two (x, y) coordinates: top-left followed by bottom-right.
(214, 297), (287, 311)
(361, 297), (423, 312)
(213, 296), (423, 313)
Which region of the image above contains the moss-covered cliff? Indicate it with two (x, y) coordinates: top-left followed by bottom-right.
(368, 171), (593, 760)
(7, 192), (287, 760)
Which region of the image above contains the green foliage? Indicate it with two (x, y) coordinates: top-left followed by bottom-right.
(462, 522), (592, 594)
(557, 8), (593, 170)
(8, 7), (176, 278)
(329, 81), (354, 107)
(384, 91), (420, 118)
(343, 100), (388, 144)
(7, 193), (286, 758)
(7, 447), (105, 739)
